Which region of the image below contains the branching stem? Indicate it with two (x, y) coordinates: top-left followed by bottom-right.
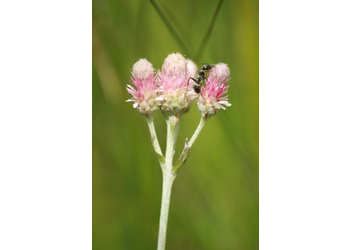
(156, 115), (208, 249)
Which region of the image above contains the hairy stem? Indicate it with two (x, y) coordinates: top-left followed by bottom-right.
(172, 138), (190, 174)
(157, 171), (175, 250)
(157, 115), (179, 250)
(146, 116), (165, 166)
(189, 116), (208, 148)
(164, 116), (177, 171)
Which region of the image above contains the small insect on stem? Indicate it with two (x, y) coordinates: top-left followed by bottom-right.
(188, 64), (214, 94)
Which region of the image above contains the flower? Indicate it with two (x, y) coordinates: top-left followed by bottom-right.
(197, 63), (231, 118)
(156, 53), (197, 116)
(126, 59), (159, 117)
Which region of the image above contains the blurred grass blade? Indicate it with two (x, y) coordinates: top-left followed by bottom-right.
(150, 0), (191, 57)
(194, 0), (223, 62)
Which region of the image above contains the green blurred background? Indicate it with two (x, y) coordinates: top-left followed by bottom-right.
(92, 0), (258, 249)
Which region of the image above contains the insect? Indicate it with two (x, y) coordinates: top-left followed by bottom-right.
(189, 64), (214, 94)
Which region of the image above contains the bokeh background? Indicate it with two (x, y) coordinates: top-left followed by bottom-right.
(92, 0), (258, 249)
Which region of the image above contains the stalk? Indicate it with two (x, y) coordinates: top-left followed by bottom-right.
(146, 116), (165, 167)
(188, 116), (208, 147)
(157, 116), (178, 250)
(157, 171), (175, 250)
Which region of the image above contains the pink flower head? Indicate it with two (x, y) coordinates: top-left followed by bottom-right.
(156, 53), (197, 115)
(126, 59), (159, 117)
(186, 59), (198, 79)
(198, 63), (231, 118)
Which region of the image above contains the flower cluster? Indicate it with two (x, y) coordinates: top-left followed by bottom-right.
(125, 54), (232, 250)
(126, 53), (231, 118)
